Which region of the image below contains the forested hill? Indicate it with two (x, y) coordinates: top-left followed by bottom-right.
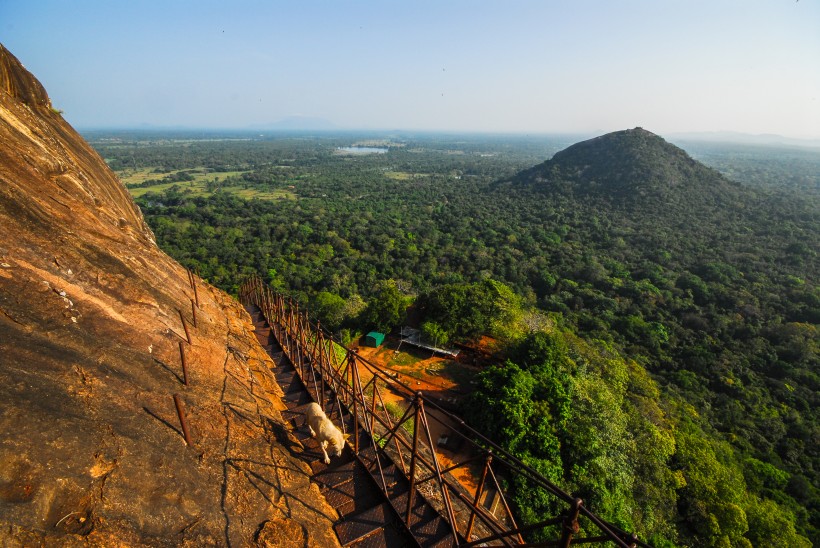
(480, 129), (818, 545)
(503, 127), (745, 210)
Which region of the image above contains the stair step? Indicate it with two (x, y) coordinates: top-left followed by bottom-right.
(322, 470), (383, 517)
(410, 514), (453, 546)
(427, 531), (459, 548)
(346, 523), (411, 548)
(390, 489), (452, 543)
(313, 459), (359, 489)
(283, 390), (311, 409)
(271, 361), (289, 374)
(369, 461), (406, 493)
(334, 502), (392, 547)
(283, 371), (307, 388)
(309, 444), (354, 474)
(274, 368), (299, 387)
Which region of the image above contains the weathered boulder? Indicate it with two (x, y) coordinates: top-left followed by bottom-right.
(0, 43), (339, 547)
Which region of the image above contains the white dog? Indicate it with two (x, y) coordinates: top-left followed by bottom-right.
(305, 402), (347, 464)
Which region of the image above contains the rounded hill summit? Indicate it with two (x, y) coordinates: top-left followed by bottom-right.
(511, 127), (743, 208)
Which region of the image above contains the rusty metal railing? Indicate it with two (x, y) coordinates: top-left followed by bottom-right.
(240, 275), (650, 547)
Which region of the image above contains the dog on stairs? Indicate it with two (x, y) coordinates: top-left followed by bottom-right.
(305, 402), (348, 464)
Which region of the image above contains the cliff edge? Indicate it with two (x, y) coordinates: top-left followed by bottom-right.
(0, 43), (339, 546)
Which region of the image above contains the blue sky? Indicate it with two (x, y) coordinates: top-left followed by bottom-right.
(2, 1), (819, 138)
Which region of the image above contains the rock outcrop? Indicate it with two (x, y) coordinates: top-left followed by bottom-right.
(0, 43), (339, 546)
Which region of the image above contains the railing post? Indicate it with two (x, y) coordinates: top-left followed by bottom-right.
(178, 309), (192, 345)
(173, 393), (193, 446)
(370, 377), (378, 433)
(418, 398), (460, 545)
(317, 326), (326, 407)
(350, 350), (360, 455)
(191, 270), (199, 308)
(179, 341), (189, 386)
(559, 498), (583, 548)
(487, 464), (525, 544)
(406, 392), (422, 528)
(466, 451), (492, 541)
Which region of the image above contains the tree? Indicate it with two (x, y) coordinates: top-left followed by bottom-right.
(420, 278), (521, 342)
(312, 291), (346, 331)
(745, 496), (811, 547)
(421, 321), (449, 347)
(361, 279), (406, 332)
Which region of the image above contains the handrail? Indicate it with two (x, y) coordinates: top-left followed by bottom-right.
(240, 275), (651, 548)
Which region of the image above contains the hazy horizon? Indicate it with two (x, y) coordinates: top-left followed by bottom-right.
(3, 1), (819, 140)
(73, 125), (820, 144)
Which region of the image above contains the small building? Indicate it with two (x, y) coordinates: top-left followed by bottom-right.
(364, 331), (385, 348)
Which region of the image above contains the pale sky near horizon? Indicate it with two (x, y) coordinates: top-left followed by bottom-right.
(2, 1), (819, 138)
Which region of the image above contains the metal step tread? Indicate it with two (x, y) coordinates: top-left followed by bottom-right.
(369, 462), (407, 494)
(313, 459), (359, 489)
(345, 522), (411, 548)
(283, 390), (311, 409)
(274, 368), (300, 387)
(323, 473), (384, 518)
(389, 489), (454, 542)
(334, 502), (392, 547)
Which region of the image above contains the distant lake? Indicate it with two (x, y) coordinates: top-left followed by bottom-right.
(337, 146), (388, 154)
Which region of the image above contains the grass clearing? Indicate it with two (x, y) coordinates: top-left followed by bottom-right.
(128, 181), (207, 198)
(117, 167), (163, 185)
(385, 171), (427, 181)
(118, 168), (247, 186)
(386, 345), (428, 368)
(232, 188), (297, 200)
(129, 182), (297, 201)
(121, 167), (297, 201)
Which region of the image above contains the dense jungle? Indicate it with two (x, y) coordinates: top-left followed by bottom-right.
(89, 129), (819, 547)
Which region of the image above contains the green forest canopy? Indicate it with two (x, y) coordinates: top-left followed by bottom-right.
(90, 130), (818, 546)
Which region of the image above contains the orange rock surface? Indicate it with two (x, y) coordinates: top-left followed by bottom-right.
(0, 43), (339, 546)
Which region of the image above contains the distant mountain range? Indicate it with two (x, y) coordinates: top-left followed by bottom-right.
(248, 115), (338, 131)
(669, 130), (820, 149)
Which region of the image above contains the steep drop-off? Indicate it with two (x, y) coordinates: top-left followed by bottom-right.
(0, 43), (339, 546)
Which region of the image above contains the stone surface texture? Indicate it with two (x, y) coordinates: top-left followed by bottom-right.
(0, 43), (339, 547)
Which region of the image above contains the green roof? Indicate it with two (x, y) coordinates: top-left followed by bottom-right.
(364, 331), (385, 347)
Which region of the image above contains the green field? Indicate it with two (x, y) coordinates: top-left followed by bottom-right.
(119, 167), (296, 201)
(384, 171), (425, 181)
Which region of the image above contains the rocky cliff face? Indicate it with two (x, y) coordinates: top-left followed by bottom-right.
(0, 43), (339, 546)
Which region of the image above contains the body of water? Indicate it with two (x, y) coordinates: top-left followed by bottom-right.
(337, 146), (388, 154)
